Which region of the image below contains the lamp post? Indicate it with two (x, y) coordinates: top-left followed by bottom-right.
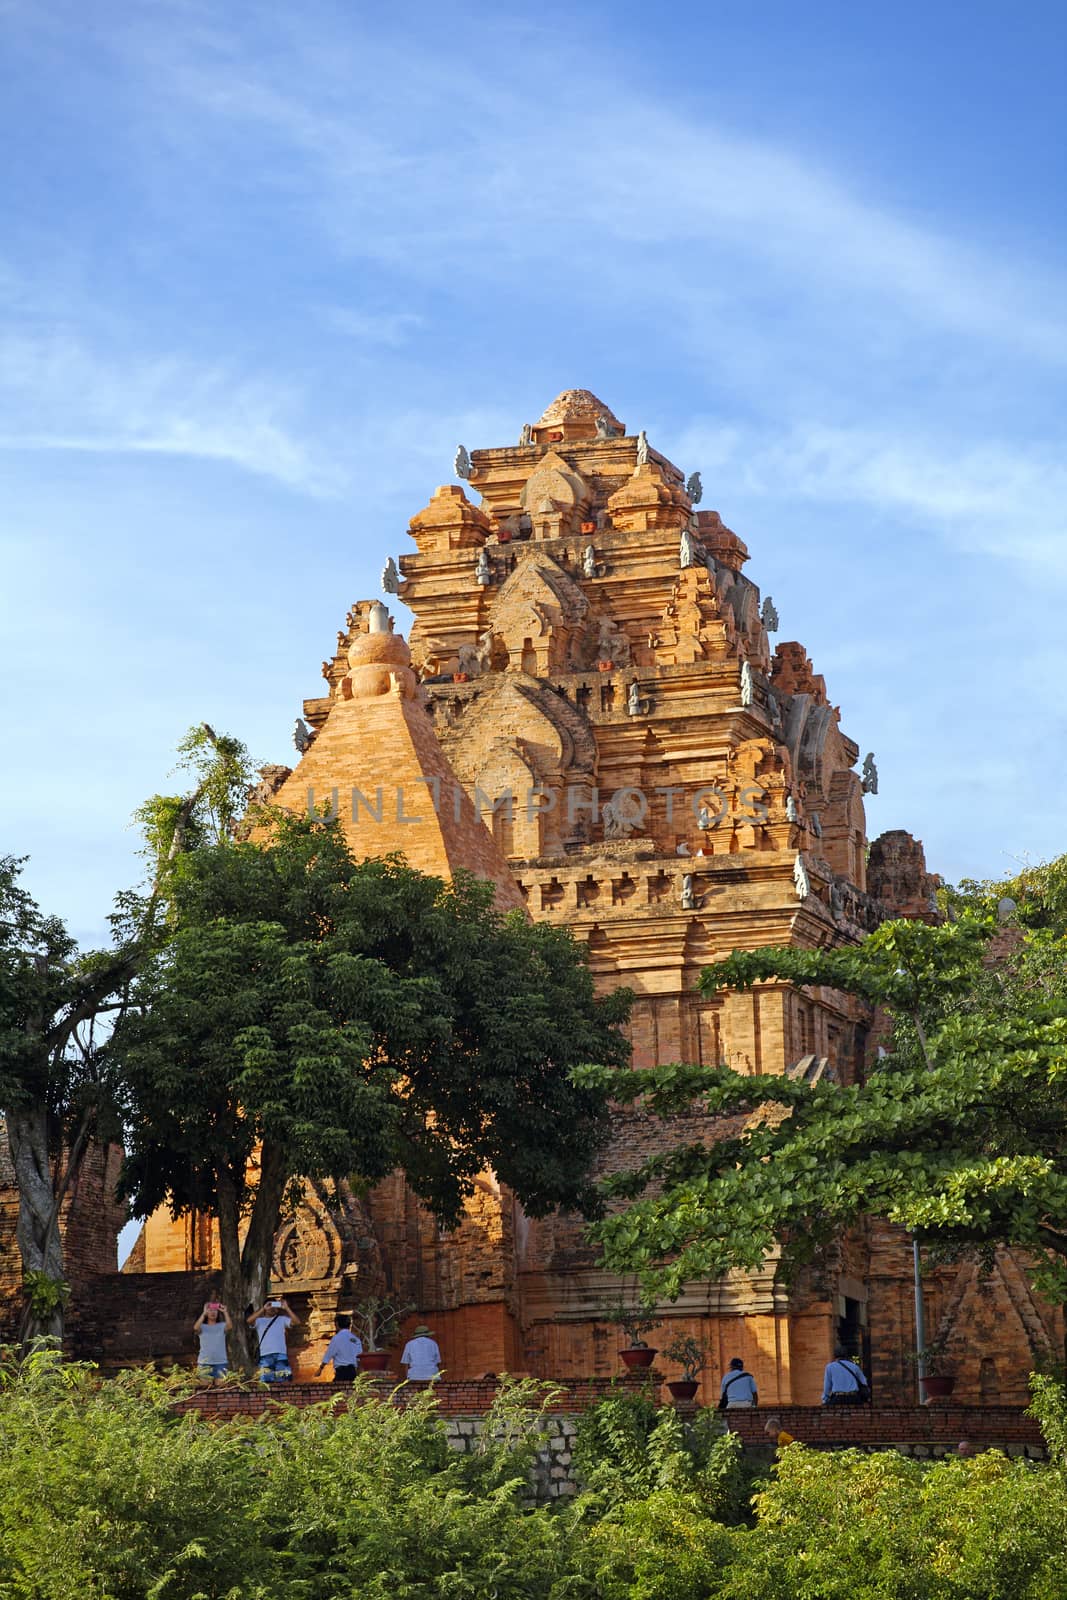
(912, 1236), (928, 1405)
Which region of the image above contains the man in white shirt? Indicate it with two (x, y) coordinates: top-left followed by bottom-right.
(718, 1356), (758, 1409)
(317, 1316), (363, 1382)
(248, 1295), (299, 1382)
(400, 1323), (442, 1382)
(822, 1346), (869, 1405)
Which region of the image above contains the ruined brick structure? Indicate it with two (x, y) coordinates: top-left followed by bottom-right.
(16, 388), (1057, 1400)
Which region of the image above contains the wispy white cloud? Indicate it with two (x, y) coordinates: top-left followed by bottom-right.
(0, 327), (341, 495)
(144, 18), (1067, 366)
(674, 420), (1067, 581)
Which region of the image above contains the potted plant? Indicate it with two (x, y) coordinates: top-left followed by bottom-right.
(352, 1297), (413, 1371)
(661, 1333), (709, 1401)
(606, 1302), (659, 1370)
(910, 1334), (956, 1400)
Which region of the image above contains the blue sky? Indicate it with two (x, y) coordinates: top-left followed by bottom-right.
(2, 0), (1065, 946)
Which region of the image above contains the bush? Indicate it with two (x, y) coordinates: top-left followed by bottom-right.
(2, 1355), (1067, 1600)
(0, 1356), (581, 1600)
(574, 1390), (752, 1522)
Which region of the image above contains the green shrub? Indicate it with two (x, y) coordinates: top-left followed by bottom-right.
(574, 1390), (751, 1522)
(2, 1354), (1067, 1600)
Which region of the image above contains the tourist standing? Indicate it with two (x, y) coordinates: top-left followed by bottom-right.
(193, 1300), (232, 1378)
(317, 1315), (363, 1382)
(248, 1296), (300, 1381)
(821, 1346), (870, 1405)
(400, 1323), (442, 1382)
(718, 1356), (758, 1409)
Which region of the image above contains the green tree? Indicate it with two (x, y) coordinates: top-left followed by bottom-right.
(0, 725), (250, 1348)
(585, 861), (1067, 1324)
(113, 816), (629, 1367)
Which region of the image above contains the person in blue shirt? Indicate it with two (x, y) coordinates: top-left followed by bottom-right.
(822, 1346), (870, 1405)
(718, 1356), (758, 1409)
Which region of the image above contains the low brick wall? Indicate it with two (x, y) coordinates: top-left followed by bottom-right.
(725, 1405), (1045, 1458)
(175, 1373), (654, 1419)
(175, 1381), (594, 1501)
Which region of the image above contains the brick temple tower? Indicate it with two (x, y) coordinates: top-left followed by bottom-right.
(97, 388), (1058, 1399)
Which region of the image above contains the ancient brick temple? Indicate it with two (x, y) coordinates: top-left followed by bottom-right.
(10, 388), (1057, 1400)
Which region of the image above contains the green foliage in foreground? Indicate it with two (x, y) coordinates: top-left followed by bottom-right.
(2, 1357), (1067, 1600)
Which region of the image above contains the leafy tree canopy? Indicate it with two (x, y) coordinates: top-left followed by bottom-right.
(583, 858), (1067, 1306)
(0, 726), (253, 1346)
(113, 814), (630, 1345)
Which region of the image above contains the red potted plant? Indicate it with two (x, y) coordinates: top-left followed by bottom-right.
(353, 1297), (413, 1372)
(662, 1333), (708, 1402)
(607, 1302), (659, 1370)
(911, 1337), (956, 1400)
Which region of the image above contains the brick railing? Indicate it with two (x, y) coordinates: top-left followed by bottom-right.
(176, 1373), (654, 1419)
(174, 1383), (1045, 1459)
(725, 1405), (1044, 1455)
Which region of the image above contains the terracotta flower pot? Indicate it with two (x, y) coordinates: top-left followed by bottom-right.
(923, 1374), (956, 1399)
(619, 1347), (657, 1371)
(667, 1379), (699, 1401)
(358, 1351), (391, 1371)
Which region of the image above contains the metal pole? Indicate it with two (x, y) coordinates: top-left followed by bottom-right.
(912, 1236), (928, 1405)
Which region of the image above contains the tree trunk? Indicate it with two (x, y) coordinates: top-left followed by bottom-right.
(215, 1166), (253, 1371)
(241, 1140), (288, 1314)
(6, 1104), (66, 1345)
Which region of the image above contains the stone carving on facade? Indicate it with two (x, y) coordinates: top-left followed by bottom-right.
(475, 548), (492, 586)
(381, 556), (400, 594)
(454, 444), (472, 479)
(587, 616), (632, 670)
(627, 680), (643, 716)
(636, 429), (650, 465)
(582, 544), (598, 579)
(740, 659), (755, 706)
(685, 470), (703, 505)
(272, 1187), (345, 1285)
(250, 763), (293, 808)
(761, 595), (779, 632)
(680, 526), (700, 569)
(595, 413), (618, 439)
(293, 717), (314, 754)
(518, 422), (534, 446)
(680, 872), (697, 910)
(862, 752), (879, 795)
(602, 792), (643, 838)
(786, 793), (799, 823)
(794, 853), (812, 901)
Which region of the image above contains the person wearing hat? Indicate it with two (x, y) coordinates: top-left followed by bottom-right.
(400, 1323), (442, 1382)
